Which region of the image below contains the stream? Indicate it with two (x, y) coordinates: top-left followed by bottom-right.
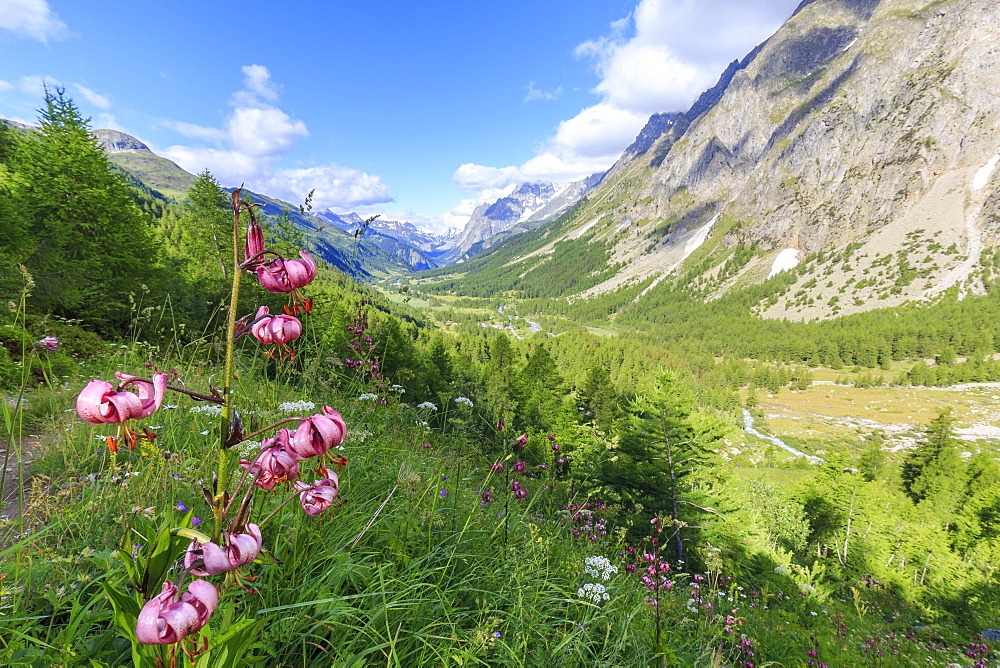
(741, 409), (824, 463)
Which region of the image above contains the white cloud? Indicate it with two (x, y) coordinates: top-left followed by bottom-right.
(159, 119), (226, 143)
(239, 64), (280, 104)
(0, 0), (67, 42)
(0, 80), (12, 93)
(524, 82), (563, 102)
(72, 84), (111, 109)
(225, 106), (307, 158)
(262, 165), (391, 211)
(452, 163), (519, 192)
(546, 104), (647, 160)
(18, 74), (58, 95)
(161, 145), (261, 184)
(161, 64), (390, 211)
(94, 113), (125, 132)
(452, 0), (799, 218)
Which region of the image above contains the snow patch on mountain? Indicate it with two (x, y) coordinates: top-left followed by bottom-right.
(769, 249), (801, 278)
(682, 215), (717, 261)
(574, 216), (603, 240)
(973, 147), (1000, 191)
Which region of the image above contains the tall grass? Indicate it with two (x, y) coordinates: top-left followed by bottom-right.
(0, 336), (996, 667)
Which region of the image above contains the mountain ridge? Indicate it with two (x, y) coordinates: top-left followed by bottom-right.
(421, 0), (1000, 323)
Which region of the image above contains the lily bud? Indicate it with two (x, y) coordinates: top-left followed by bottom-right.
(244, 220), (265, 264)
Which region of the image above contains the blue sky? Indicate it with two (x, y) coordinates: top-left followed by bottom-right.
(0, 0), (801, 233)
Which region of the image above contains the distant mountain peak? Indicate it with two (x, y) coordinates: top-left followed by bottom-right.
(92, 129), (152, 153)
(451, 173), (604, 258)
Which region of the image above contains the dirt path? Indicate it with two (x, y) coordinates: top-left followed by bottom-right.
(0, 435), (41, 522)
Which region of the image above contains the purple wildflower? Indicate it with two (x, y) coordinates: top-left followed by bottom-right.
(34, 337), (59, 351)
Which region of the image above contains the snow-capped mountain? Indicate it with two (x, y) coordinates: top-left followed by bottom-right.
(310, 210), (460, 270)
(450, 173), (604, 259)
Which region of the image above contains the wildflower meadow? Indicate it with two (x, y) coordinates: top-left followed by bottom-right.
(0, 192), (995, 667)
(0, 90), (997, 667)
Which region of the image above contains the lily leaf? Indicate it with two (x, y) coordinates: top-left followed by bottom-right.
(254, 546), (284, 566)
(173, 527), (213, 544)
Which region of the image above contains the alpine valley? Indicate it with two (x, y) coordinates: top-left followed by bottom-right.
(415, 0), (1000, 324)
(4, 0), (1000, 665)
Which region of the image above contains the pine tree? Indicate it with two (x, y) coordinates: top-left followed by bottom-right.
(513, 343), (566, 433)
(577, 365), (622, 431)
(14, 86), (158, 329)
(426, 334), (453, 395)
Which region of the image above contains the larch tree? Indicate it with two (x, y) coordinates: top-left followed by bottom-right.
(901, 408), (967, 510)
(172, 169), (232, 281)
(597, 372), (725, 563)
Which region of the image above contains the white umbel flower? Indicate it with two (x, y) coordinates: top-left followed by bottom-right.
(278, 400), (315, 413)
(584, 555), (619, 580)
(577, 582), (610, 603)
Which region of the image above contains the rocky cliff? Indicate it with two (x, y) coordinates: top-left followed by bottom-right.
(478, 0), (1000, 321)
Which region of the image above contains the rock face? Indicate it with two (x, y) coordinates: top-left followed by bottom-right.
(92, 129), (152, 153)
(452, 174), (604, 258)
(485, 0), (1000, 321)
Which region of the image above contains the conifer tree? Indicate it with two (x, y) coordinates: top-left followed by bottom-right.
(577, 365), (622, 431)
(14, 86), (158, 329)
(172, 169), (232, 281)
(597, 372), (724, 562)
(901, 409), (967, 517)
(479, 334), (519, 443)
(514, 343), (566, 433)
(426, 334), (453, 395)
(0, 122), (32, 296)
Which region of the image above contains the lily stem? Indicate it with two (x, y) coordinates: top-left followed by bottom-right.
(215, 191), (247, 541)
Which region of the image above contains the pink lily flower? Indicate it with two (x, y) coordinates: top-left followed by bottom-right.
(76, 372), (168, 424)
(250, 306), (302, 345)
(240, 430), (302, 490)
(290, 406), (346, 459)
(294, 468), (340, 516)
(255, 251), (316, 294)
(135, 579), (218, 644)
(183, 523), (263, 576)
